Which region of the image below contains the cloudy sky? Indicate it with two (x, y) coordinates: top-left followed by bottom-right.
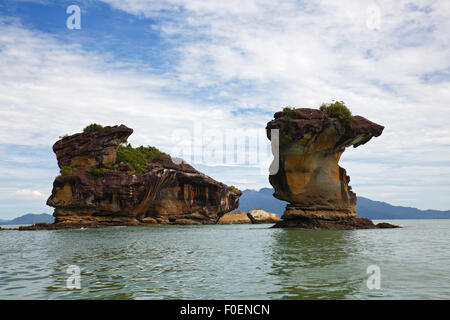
(0, 0), (449, 219)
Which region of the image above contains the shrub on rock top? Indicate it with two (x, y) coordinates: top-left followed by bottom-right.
(319, 100), (353, 127)
(83, 123), (104, 133)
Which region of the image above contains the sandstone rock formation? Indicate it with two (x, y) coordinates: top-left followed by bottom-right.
(217, 209), (280, 224)
(22, 125), (241, 230)
(266, 107), (398, 229)
(217, 210), (252, 224)
(247, 209), (280, 224)
(53, 125), (133, 168)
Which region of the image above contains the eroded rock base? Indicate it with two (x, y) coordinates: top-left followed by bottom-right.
(272, 215), (400, 230)
(18, 216), (213, 230)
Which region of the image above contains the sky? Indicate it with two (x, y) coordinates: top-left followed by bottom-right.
(0, 0), (449, 219)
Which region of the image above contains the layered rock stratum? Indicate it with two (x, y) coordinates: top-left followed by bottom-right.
(21, 125), (241, 230)
(266, 107), (398, 229)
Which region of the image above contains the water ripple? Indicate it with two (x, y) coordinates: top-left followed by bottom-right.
(0, 221), (449, 299)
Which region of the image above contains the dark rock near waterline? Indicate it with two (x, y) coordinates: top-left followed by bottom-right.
(375, 222), (401, 229)
(272, 216), (400, 230)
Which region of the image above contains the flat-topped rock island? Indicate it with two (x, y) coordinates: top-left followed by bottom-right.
(21, 124), (241, 230)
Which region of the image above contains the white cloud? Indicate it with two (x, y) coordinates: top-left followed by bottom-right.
(0, 18), (257, 148)
(1, 0), (450, 209)
(9, 189), (47, 200)
(93, 0), (450, 209)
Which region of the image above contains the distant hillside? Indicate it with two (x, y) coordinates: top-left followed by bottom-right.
(0, 213), (54, 225)
(356, 197), (450, 219)
(238, 188), (288, 214)
(238, 188), (450, 219)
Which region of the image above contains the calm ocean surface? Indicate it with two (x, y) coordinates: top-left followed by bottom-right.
(0, 220), (449, 299)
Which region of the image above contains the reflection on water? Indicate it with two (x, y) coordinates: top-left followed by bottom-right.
(36, 225), (283, 299)
(267, 229), (364, 299)
(1, 220), (449, 299)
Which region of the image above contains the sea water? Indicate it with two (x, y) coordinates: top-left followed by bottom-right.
(0, 220), (449, 299)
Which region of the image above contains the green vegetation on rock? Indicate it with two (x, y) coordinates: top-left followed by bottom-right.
(83, 123), (104, 133)
(60, 163), (82, 176)
(281, 106), (299, 120)
(87, 166), (106, 176)
(116, 143), (170, 174)
(319, 100), (353, 127)
(279, 101), (353, 127)
(230, 185), (242, 195)
(60, 166), (73, 176)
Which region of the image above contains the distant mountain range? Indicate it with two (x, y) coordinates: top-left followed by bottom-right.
(2, 190), (449, 225)
(238, 188), (450, 219)
(355, 196), (450, 219)
(0, 213), (54, 225)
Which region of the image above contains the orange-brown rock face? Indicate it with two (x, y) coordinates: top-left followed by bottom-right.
(39, 125), (241, 229)
(53, 125), (133, 168)
(266, 108), (396, 229)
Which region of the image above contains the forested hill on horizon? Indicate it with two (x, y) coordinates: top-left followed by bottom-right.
(0, 213), (54, 225)
(238, 188), (450, 220)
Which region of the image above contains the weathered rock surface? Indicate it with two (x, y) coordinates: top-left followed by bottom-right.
(272, 215), (399, 230)
(217, 210), (252, 224)
(266, 108), (398, 229)
(247, 209), (280, 224)
(24, 125), (241, 230)
(54, 125), (133, 168)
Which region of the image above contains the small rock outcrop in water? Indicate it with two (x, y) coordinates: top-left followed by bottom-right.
(217, 209), (280, 224)
(217, 210), (252, 224)
(247, 209), (280, 224)
(21, 125), (241, 230)
(266, 107), (399, 229)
